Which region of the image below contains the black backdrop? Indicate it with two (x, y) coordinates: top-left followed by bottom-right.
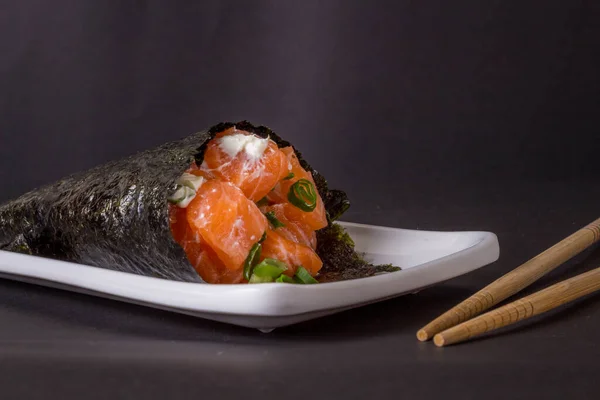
(1, 0), (598, 225)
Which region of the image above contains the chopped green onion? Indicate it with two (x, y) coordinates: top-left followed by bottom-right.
(167, 185), (197, 206)
(256, 197), (269, 207)
(248, 258), (287, 283)
(283, 172), (295, 180)
(294, 266), (318, 284)
(243, 242), (262, 280)
(249, 274), (274, 284)
(168, 173), (205, 207)
(181, 181), (196, 190)
(167, 185), (187, 204)
(276, 275), (295, 283)
(259, 231), (267, 243)
(265, 211), (285, 229)
(256, 258), (287, 272)
(287, 179), (317, 212)
(178, 173), (205, 191)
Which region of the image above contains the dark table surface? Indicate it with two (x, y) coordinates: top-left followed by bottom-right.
(1, 179), (599, 399)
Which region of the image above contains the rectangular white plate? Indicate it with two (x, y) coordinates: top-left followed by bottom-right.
(0, 221), (499, 331)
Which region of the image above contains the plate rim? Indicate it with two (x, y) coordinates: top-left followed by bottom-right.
(0, 222), (500, 318)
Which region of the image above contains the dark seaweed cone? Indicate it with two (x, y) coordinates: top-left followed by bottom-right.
(0, 131), (210, 282)
(0, 121), (399, 283)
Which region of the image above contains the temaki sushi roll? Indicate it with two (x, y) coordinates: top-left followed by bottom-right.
(0, 121), (399, 284)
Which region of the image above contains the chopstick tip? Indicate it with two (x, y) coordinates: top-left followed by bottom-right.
(433, 334), (445, 347)
(416, 329), (430, 341)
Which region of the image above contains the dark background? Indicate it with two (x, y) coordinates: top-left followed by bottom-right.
(1, 1), (600, 399)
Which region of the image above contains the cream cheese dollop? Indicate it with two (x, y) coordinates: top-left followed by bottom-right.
(218, 133), (269, 162)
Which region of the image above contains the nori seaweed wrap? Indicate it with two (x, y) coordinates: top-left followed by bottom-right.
(0, 121), (399, 284)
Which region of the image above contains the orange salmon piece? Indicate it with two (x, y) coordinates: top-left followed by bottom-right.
(267, 146), (327, 230)
(195, 245), (245, 284)
(260, 229), (322, 277)
(169, 206), (244, 284)
(186, 179), (267, 271)
(263, 204), (316, 249)
(201, 128), (290, 201)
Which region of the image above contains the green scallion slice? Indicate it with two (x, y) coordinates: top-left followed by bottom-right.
(287, 178), (317, 212)
(167, 185), (187, 204)
(248, 258), (287, 283)
(265, 211), (285, 229)
(249, 274), (275, 284)
(283, 172), (295, 180)
(275, 274), (295, 283)
(294, 266), (318, 284)
(256, 258), (287, 273)
(243, 242), (262, 281)
(178, 173), (205, 191)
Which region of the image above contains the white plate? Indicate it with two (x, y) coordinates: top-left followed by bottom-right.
(0, 222), (499, 332)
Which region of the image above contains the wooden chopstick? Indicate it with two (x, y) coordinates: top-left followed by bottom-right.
(416, 217), (600, 342)
(433, 265), (600, 346)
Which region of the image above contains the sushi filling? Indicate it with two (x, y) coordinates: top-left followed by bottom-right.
(168, 127), (327, 284)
